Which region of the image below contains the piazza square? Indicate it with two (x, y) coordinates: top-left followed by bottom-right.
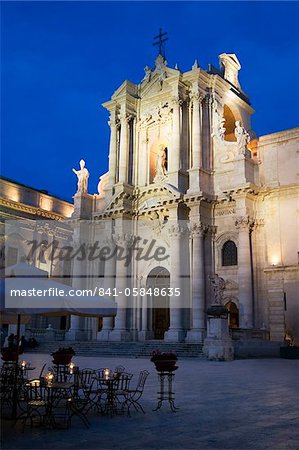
(1, 2), (299, 450)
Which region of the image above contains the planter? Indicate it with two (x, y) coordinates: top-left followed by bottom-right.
(153, 360), (177, 372)
(52, 353), (73, 365)
(280, 346), (299, 359)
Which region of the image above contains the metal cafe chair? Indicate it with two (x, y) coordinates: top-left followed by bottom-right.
(67, 369), (97, 428)
(0, 365), (15, 409)
(92, 368), (110, 413)
(50, 364), (72, 383)
(73, 368), (97, 407)
(122, 370), (149, 416)
(16, 380), (51, 431)
(1, 364), (28, 414)
(113, 372), (134, 413)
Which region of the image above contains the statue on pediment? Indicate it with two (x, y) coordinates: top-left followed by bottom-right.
(142, 66), (151, 83)
(155, 54), (167, 81)
(72, 159), (89, 194)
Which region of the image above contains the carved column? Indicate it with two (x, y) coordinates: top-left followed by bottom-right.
(188, 91), (204, 192)
(201, 95), (212, 171)
(108, 118), (117, 186)
(168, 97), (181, 186)
(109, 234), (132, 341)
(191, 93), (202, 169)
(164, 224), (186, 342)
(97, 238), (116, 341)
(138, 276), (153, 340)
(186, 223), (206, 342)
(137, 127), (147, 186)
(65, 240), (87, 341)
(119, 112), (129, 184)
(236, 216), (254, 328)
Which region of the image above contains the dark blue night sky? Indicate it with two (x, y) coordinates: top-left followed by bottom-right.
(1, 1), (299, 202)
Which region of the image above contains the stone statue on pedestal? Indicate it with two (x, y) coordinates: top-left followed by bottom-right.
(72, 159), (89, 194)
(209, 273), (226, 304)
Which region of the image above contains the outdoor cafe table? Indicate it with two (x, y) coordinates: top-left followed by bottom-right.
(97, 375), (121, 417)
(41, 381), (74, 428)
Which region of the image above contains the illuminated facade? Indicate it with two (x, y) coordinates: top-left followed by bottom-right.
(73, 52), (298, 344)
(2, 51), (298, 345)
(0, 176), (73, 331)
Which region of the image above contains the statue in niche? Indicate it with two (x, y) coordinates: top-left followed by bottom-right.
(209, 274), (226, 305)
(235, 121), (250, 155)
(156, 146), (167, 177)
(218, 118), (226, 142)
(72, 159), (89, 194)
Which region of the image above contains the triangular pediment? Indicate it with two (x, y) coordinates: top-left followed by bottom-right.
(111, 80), (138, 100)
(140, 70), (180, 99)
(137, 183), (182, 212)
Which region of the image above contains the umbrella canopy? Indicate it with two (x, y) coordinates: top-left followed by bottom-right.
(1, 278), (117, 318)
(1, 262), (117, 318)
(1, 262), (117, 420)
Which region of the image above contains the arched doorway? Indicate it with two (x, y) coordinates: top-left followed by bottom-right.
(147, 267), (170, 339)
(225, 301), (239, 328)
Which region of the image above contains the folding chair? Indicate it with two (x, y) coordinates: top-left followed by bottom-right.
(122, 370), (149, 416)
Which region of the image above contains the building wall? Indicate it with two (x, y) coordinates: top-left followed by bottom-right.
(90, 53), (299, 343)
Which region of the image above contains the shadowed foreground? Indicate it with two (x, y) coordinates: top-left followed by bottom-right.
(1, 354), (299, 450)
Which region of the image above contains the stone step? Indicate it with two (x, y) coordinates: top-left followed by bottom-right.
(29, 341), (204, 358)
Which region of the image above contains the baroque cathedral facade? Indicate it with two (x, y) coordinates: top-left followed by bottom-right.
(2, 50), (298, 345)
(67, 51), (299, 344)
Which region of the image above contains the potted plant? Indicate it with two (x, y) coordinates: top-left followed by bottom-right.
(51, 346), (76, 365)
(150, 350), (178, 372)
(1, 347), (24, 362)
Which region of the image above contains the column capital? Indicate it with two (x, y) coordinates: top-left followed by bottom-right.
(120, 112), (134, 124)
(168, 223), (188, 238)
(189, 91), (204, 105)
(254, 218), (264, 228)
(207, 225), (217, 239)
(171, 96), (183, 108)
(112, 233), (133, 248)
(235, 216), (255, 230)
(189, 222), (206, 238)
(108, 117), (120, 128)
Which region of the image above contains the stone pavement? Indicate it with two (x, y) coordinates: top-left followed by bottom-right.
(1, 353), (299, 450)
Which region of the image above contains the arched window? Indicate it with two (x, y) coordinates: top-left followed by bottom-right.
(222, 240), (238, 266)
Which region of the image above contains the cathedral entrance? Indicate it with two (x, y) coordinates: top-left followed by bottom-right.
(147, 267), (170, 340)
(226, 301), (239, 328)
